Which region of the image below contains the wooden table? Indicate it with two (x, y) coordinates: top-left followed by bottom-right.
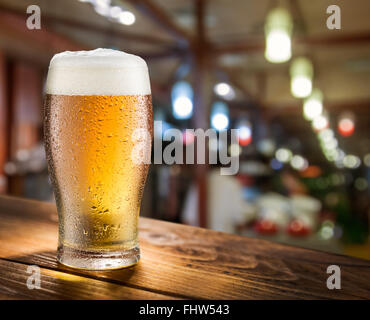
(0, 195), (369, 300)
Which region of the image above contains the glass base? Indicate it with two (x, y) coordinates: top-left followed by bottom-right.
(57, 244), (140, 270)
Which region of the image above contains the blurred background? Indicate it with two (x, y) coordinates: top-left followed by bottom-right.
(0, 0), (370, 259)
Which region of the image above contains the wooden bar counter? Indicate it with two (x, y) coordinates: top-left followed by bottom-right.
(0, 195), (369, 300)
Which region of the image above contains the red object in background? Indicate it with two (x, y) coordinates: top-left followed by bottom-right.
(254, 219), (278, 235)
(300, 165), (322, 178)
(238, 136), (252, 146)
(338, 118), (355, 137)
(287, 219), (311, 236)
(236, 174), (254, 186)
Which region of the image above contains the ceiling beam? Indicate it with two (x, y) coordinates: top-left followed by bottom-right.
(217, 65), (260, 104)
(125, 0), (195, 47)
(261, 99), (370, 116)
(227, 99), (370, 122)
(0, 4), (174, 47)
(0, 8), (181, 64)
(137, 47), (186, 61)
(0, 10), (86, 64)
(213, 32), (370, 55)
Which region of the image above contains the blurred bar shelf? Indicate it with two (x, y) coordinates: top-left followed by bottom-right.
(0, 195), (369, 300)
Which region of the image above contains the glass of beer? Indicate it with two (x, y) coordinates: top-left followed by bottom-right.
(44, 49), (152, 269)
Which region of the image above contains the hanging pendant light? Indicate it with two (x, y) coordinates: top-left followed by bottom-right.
(303, 88), (323, 121)
(264, 8), (293, 64)
(171, 81), (193, 120)
(211, 101), (229, 131)
(290, 57), (313, 98)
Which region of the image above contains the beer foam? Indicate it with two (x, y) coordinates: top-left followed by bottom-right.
(46, 48), (151, 95)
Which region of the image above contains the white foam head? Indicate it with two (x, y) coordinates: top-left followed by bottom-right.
(46, 48), (151, 95)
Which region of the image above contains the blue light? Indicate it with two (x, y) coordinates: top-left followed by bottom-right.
(270, 158), (283, 170)
(171, 81), (193, 119)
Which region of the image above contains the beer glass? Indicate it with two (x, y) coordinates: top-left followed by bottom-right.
(44, 49), (152, 269)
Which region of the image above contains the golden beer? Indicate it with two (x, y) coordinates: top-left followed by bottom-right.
(44, 49), (152, 269)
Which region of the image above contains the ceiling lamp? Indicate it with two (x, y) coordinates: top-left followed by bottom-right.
(211, 101), (229, 131)
(275, 148), (292, 163)
(343, 155), (361, 169)
(119, 11), (136, 25)
(171, 81), (193, 120)
(312, 113), (329, 132)
(290, 57), (313, 98)
(264, 8), (293, 63)
(80, 0), (136, 26)
(214, 82), (235, 100)
(290, 155), (308, 171)
(303, 89), (323, 121)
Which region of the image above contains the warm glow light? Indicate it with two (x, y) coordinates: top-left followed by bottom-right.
(322, 138), (338, 151)
(290, 155), (308, 171)
(324, 149), (339, 162)
(312, 114), (329, 131)
(119, 11), (136, 25)
(291, 76), (312, 98)
(265, 30), (292, 63)
(94, 0), (111, 16)
(303, 89), (323, 120)
(214, 82), (230, 96)
(290, 57), (313, 98)
(95, 0), (110, 5)
(343, 155), (361, 169)
(320, 225), (334, 240)
(110, 6), (122, 19)
(325, 148), (345, 163)
(264, 8), (293, 63)
(318, 128), (334, 143)
(275, 148), (292, 163)
(214, 83), (235, 100)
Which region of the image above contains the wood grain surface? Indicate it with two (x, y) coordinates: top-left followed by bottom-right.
(0, 195), (369, 300)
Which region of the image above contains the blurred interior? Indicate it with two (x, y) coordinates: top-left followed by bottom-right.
(0, 0), (370, 259)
